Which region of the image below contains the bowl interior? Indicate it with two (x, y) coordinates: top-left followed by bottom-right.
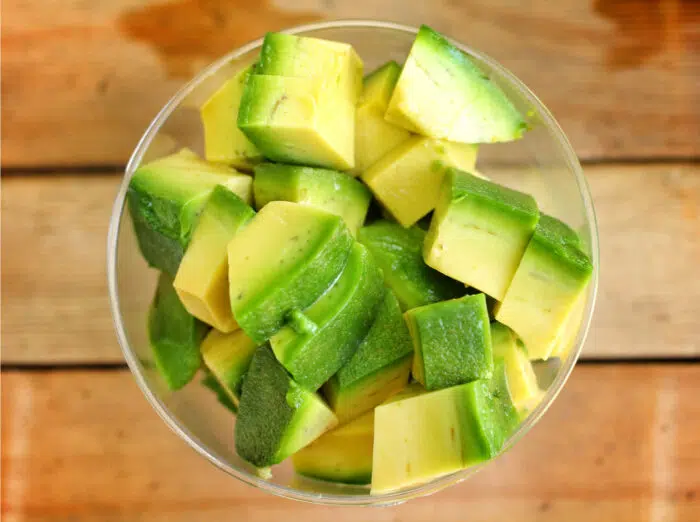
(108, 21), (599, 506)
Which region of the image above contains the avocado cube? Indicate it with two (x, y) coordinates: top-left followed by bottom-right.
(270, 243), (384, 391)
(361, 136), (478, 226)
(550, 294), (586, 359)
(148, 272), (209, 391)
(324, 290), (414, 424)
(235, 345), (338, 467)
(495, 214), (593, 360)
(385, 25), (526, 144)
(173, 185), (255, 332)
(358, 220), (466, 311)
(292, 411), (374, 485)
(127, 148), (251, 275)
(227, 201), (354, 343)
(200, 328), (258, 408)
(406, 293), (493, 391)
(424, 169), (539, 300)
(253, 163), (371, 236)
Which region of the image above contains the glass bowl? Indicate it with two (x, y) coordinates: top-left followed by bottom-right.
(107, 20), (599, 506)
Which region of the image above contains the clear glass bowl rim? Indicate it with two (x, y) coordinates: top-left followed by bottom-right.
(107, 19), (600, 507)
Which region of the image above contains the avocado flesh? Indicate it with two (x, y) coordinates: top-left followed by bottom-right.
(358, 220), (465, 311)
(148, 272), (209, 391)
(406, 293), (493, 391)
(271, 243), (384, 391)
(174, 185), (255, 332)
(253, 163), (371, 236)
(127, 148), (247, 275)
(361, 136), (478, 227)
(227, 201), (354, 344)
(424, 168), (539, 300)
(235, 345), (337, 467)
(495, 214), (593, 360)
(292, 411), (374, 485)
(385, 25), (526, 144)
(324, 290), (414, 424)
(200, 65), (263, 170)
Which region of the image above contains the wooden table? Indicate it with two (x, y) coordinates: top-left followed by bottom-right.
(2, 1), (699, 520)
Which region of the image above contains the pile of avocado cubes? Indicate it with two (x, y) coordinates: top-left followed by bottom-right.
(128, 25), (593, 494)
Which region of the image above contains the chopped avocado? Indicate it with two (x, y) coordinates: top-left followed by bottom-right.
(358, 220), (465, 311)
(324, 290), (413, 423)
(200, 65), (263, 170)
(550, 294), (586, 359)
(173, 185), (255, 332)
(253, 163), (371, 235)
(148, 272), (208, 390)
(227, 201), (354, 343)
(200, 328), (258, 407)
(355, 61), (411, 172)
(361, 137), (478, 226)
(385, 25), (526, 143)
(406, 293), (493, 391)
(495, 214), (593, 360)
(424, 169), (539, 300)
(271, 243), (384, 391)
(201, 369), (239, 414)
(371, 360), (518, 494)
(127, 148), (249, 275)
(293, 411), (374, 485)
(235, 345), (337, 467)
(490, 322), (541, 412)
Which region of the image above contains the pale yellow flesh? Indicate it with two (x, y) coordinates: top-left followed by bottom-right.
(220, 175), (253, 205)
(550, 294), (586, 359)
(492, 333), (541, 411)
(354, 104), (411, 173)
(200, 329), (257, 404)
(279, 386), (338, 458)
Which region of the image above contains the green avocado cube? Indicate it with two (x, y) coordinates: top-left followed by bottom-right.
(405, 293), (493, 391)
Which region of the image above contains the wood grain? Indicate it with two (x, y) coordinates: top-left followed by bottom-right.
(2, 0), (698, 168)
(2, 365), (699, 520)
(2, 163), (699, 364)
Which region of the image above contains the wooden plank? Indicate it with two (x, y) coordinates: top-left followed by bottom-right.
(2, 0), (698, 168)
(2, 365), (699, 520)
(2, 163), (699, 364)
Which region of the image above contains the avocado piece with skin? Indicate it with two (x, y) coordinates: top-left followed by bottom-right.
(271, 242), (384, 391)
(200, 65), (263, 170)
(235, 345), (338, 467)
(174, 184), (255, 332)
(324, 290), (414, 424)
(358, 220), (466, 311)
(227, 201), (354, 343)
(361, 136), (478, 227)
(424, 168), (539, 300)
(495, 214), (593, 360)
(253, 163), (371, 236)
(385, 25), (527, 144)
(127, 148), (250, 275)
(406, 293), (493, 391)
(292, 411), (374, 485)
(148, 272), (209, 391)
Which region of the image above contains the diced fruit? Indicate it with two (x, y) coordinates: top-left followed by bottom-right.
(200, 65), (263, 169)
(293, 411), (374, 485)
(406, 293), (493, 391)
(200, 329), (258, 407)
(148, 272), (208, 390)
(271, 243), (384, 391)
(424, 169), (539, 300)
(495, 214), (593, 360)
(490, 322), (541, 412)
(227, 201), (354, 343)
(355, 61), (411, 172)
(324, 291), (414, 423)
(385, 25), (526, 144)
(358, 220), (465, 311)
(201, 370), (239, 414)
(235, 345), (337, 467)
(173, 185), (255, 332)
(550, 294), (586, 359)
(361, 137), (478, 226)
(253, 163), (371, 235)
(128, 149), (249, 275)
(371, 360), (517, 494)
